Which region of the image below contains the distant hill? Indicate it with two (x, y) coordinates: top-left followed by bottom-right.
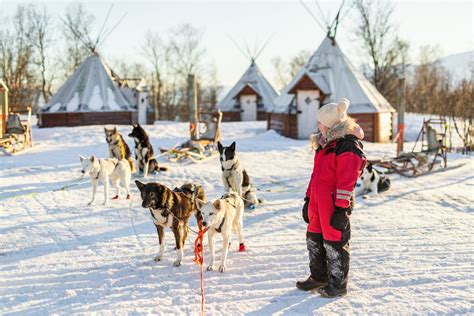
(437, 51), (473, 84)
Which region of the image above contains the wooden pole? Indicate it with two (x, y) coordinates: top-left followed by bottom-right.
(188, 74), (199, 140)
(397, 77), (406, 156)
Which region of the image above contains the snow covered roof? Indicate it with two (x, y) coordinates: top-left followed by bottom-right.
(41, 55), (134, 113)
(270, 37), (395, 114)
(218, 62), (278, 111)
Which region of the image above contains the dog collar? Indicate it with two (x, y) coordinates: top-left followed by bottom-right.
(221, 159), (239, 172)
(215, 216), (226, 233)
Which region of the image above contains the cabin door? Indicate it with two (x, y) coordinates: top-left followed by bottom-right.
(240, 95), (257, 121)
(297, 90), (320, 139)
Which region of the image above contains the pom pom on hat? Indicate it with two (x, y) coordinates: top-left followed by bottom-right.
(317, 98), (350, 128)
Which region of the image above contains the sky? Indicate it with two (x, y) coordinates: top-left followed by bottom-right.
(1, 0), (473, 89)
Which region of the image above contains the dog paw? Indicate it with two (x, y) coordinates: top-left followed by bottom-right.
(153, 255), (162, 261)
(206, 265), (214, 271)
(218, 265), (226, 273)
(112, 195), (119, 200)
(173, 260), (181, 267)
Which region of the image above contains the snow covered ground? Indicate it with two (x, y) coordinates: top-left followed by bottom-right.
(1, 119), (473, 315)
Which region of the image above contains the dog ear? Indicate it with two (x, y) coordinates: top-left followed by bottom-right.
(135, 180), (145, 192)
(367, 163), (373, 173)
(90, 155), (95, 162)
(229, 141), (236, 152)
(113, 127), (117, 133)
(217, 141), (223, 153)
(195, 198), (205, 211)
(212, 199), (222, 210)
(104, 127), (107, 132)
(79, 155), (85, 162)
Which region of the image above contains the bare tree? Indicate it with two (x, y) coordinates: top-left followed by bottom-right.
(352, 0), (409, 104)
(29, 4), (55, 104)
(168, 24), (206, 78)
(272, 50), (311, 89)
(143, 31), (169, 120)
(0, 4), (35, 111)
(61, 2), (95, 77)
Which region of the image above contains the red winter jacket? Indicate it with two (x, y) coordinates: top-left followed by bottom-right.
(305, 120), (366, 241)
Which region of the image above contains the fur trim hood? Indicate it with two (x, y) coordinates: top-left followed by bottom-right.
(310, 117), (364, 149)
(326, 117), (359, 143)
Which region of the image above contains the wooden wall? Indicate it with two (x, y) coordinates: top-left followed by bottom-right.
(37, 111), (157, 128)
(267, 112), (298, 139)
(350, 113), (375, 142)
(222, 111), (241, 122)
(268, 111), (394, 142)
(222, 110), (267, 122)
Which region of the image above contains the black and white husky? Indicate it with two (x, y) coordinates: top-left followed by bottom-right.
(355, 163), (391, 196)
(217, 141), (260, 209)
(128, 124), (168, 177)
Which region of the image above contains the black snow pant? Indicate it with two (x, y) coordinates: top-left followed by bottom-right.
(307, 225), (350, 289)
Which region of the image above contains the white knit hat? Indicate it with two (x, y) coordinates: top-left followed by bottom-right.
(317, 98), (350, 128)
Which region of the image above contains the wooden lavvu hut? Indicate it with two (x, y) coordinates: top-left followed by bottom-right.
(267, 36), (396, 142)
(38, 54), (153, 127)
(218, 61), (278, 122)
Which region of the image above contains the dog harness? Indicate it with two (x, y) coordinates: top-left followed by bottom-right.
(215, 216), (226, 233)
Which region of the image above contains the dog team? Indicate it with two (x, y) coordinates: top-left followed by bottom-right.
(80, 124), (260, 272)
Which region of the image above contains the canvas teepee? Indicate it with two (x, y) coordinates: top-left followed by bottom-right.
(218, 61), (278, 121)
(267, 1), (395, 142)
(271, 36), (394, 114)
(42, 55), (134, 113)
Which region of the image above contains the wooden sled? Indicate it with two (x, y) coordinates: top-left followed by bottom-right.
(371, 119), (449, 177)
(160, 110), (222, 163)
(0, 107), (33, 155)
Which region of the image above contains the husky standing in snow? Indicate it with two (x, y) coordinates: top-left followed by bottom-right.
(217, 141), (261, 209)
(201, 192), (246, 272)
(128, 124), (167, 176)
(79, 155), (131, 205)
(104, 127), (136, 173)
(135, 181), (205, 266)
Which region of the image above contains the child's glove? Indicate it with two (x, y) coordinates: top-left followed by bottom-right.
(330, 206), (350, 230)
(302, 197), (310, 223)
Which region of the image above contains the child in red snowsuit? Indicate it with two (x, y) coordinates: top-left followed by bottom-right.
(296, 98), (366, 298)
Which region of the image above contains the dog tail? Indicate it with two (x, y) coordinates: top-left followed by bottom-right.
(127, 157), (136, 174)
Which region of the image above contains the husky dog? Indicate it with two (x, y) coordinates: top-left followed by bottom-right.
(173, 183), (206, 225)
(79, 155), (131, 206)
(217, 141), (261, 209)
(135, 181), (205, 266)
(355, 163), (391, 196)
(104, 127), (136, 173)
(201, 192), (246, 273)
(128, 124), (167, 176)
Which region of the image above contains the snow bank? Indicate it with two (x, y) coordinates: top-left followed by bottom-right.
(1, 119), (473, 314)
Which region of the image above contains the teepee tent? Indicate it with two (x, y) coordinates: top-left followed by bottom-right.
(218, 61), (278, 121)
(43, 55), (133, 113)
(38, 55), (141, 127)
(38, 6), (153, 127)
(267, 2), (396, 142)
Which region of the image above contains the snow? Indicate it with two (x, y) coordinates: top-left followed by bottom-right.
(1, 117), (473, 314)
